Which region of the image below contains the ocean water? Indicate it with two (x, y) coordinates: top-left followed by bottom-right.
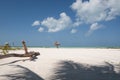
(27, 46), (120, 49)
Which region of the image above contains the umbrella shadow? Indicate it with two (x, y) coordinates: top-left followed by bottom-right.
(50, 61), (120, 80)
(0, 65), (44, 80)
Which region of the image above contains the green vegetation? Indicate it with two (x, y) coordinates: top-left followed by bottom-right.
(0, 43), (22, 55)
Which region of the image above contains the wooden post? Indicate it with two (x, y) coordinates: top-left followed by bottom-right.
(22, 40), (28, 54)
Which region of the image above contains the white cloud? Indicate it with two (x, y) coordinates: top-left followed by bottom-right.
(73, 18), (82, 27)
(71, 29), (77, 34)
(71, 0), (120, 24)
(86, 23), (103, 36)
(32, 20), (40, 26)
(32, 0), (120, 34)
(41, 12), (72, 32)
(38, 27), (44, 32)
(90, 23), (102, 30)
(105, 0), (120, 21)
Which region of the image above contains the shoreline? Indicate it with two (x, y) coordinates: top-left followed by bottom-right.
(1, 45), (120, 50)
(23, 46), (120, 49)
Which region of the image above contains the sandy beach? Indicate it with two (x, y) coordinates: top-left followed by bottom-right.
(0, 48), (120, 80)
(1, 0), (120, 80)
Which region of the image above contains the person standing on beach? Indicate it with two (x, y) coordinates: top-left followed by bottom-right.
(54, 41), (60, 48)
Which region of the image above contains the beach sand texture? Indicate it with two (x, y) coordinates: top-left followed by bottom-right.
(0, 48), (120, 80)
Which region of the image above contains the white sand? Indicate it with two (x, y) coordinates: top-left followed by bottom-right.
(0, 48), (120, 80)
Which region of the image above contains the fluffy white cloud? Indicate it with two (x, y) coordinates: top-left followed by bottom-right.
(73, 18), (82, 27)
(38, 27), (44, 32)
(71, 0), (120, 24)
(41, 12), (72, 32)
(90, 23), (103, 30)
(32, 0), (120, 34)
(32, 20), (40, 26)
(86, 23), (103, 36)
(71, 0), (120, 35)
(71, 29), (77, 34)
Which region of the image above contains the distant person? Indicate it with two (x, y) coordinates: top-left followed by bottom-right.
(54, 41), (60, 48)
(2, 42), (10, 55)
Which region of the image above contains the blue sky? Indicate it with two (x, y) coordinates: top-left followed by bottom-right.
(0, 0), (120, 47)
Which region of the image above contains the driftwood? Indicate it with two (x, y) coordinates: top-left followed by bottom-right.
(0, 52), (40, 59)
(0, 41), (40, 60)
(22, 40), (28, 54)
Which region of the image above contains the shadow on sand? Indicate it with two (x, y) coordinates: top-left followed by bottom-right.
(0, 60), (120, 80)
(0, 65), (44, 80)
(50, 61), (120, 80)
(0, 59), (28, 66)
